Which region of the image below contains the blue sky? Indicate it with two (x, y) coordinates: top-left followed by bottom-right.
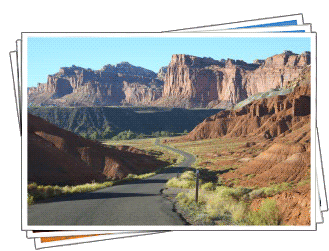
(27, 36), (311, 87)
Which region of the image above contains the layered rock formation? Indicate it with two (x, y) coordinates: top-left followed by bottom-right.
(176, 67), (312, 225)
(28, 51), (310, 108)
(185, 65), (310, 141)
(28, 114), (168, 185)
(155, 51), (310, 108)
(180, 65), (311, 188)
(157, 66), (168, 80)
(28, 63), (163, 107)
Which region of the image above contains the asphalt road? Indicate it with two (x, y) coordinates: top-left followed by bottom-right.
(28, 138), (196, 226)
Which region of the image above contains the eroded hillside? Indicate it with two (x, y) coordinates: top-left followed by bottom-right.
(164, 66), (311, 225)
(28, 114), (168, 185)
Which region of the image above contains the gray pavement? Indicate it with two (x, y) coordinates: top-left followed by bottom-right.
(28, 138), (196, 226)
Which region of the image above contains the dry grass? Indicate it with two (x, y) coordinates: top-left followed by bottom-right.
(175, 185), (282, 225)
(104, 138), (183, 164)
(28, 171), (162, 205)
(28, 181), (115, 204)
(163, 137), (257, 171)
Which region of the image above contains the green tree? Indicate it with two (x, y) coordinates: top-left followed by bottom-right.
(89, 131), (99, 140)
(79, 132), (88, 138)
(101, 127), (113, 139)
(113, 130), (137, 140)
(153, 131), (160, 137)
(136, 133), (146, 139)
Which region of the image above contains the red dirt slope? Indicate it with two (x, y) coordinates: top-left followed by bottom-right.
(28, 114), (167, 185)
(250, 185), (310, 225)
(184, 67), (311, 186)
(186, 83), (310, 141)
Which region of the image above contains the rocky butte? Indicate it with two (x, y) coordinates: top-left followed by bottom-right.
(28, 62), (163, 107)
(28, 51), (310, 109)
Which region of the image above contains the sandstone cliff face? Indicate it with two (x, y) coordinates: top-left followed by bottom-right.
(28, 63), (163, 107)
(122, 81), (162, 106)
(28, 51), (310, 108)
(185, 66), (310, 141)
(157, 66), (168, 80)
(155, 51), (310, 108)
(244, 51), (310, 96)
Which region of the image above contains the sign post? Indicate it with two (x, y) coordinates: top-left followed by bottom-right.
(195, 169), (199, 203)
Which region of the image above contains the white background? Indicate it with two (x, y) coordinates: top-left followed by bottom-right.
(0, 1), (327, 250)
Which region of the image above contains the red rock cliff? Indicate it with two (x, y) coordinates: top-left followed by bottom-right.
(185, 66), (310, 141)
(156, 51), (310, 108)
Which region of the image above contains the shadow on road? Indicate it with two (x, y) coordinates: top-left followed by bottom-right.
(32, 191), (159, 204)
(158, 166), (188, 174)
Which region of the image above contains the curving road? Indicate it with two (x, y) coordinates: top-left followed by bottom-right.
(28, 138), (196, 226)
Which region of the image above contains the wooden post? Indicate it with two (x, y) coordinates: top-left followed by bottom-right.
(195, 169), (199, 203)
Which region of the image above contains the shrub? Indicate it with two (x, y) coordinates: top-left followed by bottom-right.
(217, 176), (224, 186)
(89, 131), (100, 140)
(27, 181), (115, 204)
(247, 174), (256, 180)
(166, 177), (195, 189)
(101, 127), (114, 139)
(249, 189), (266, 199)
(249, 182), (294, 199)
(215, 186), (238, 200)
(180, 171), (195, 180)
(201, 182), (216, 191)
(27, 194), (34, 205)
(174, 184), (283, 226)
(247, 198), (280, 225)
(176, 192), (195, 205)
(79, 132), (88, 138)
(166, 171), (198, 189)
(112, 130), (138, 140)
(126, 173), (156, 180)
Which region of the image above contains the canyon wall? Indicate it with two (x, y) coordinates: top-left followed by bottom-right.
(28, 51), (310, 108)
(155, 51), (310, 108)
(28, 63), (163, 107)
(184, 66), (311, 141)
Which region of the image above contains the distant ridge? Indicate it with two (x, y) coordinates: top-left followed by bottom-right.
(28, 51), (310, 109)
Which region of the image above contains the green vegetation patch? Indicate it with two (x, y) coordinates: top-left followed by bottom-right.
(28, 181), (115, 204)
(175, 186), (281, 226)
(27, 168), (169, 205)
(168, 172), (297, 225)
(247, 198), (281, 225)
(249, 182), (294, 199)
(28, 107), (221, 140)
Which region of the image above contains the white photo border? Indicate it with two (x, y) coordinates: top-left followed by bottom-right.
(22, 32), (316, 231)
